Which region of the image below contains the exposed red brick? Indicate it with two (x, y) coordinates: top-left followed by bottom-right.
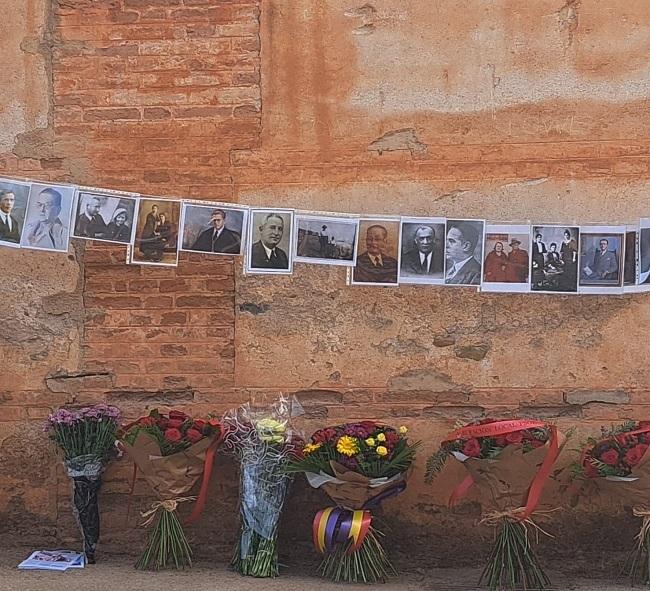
(143, 107), (172, 120)
(83, 107), (141, 121)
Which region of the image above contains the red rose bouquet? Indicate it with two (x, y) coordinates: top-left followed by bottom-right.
(46, 404), (122, 564)
(288, 421), (418, 583)
(426, 418), (564, 591)
(572, 420), (650, 584)
(119, 409), (221, 570)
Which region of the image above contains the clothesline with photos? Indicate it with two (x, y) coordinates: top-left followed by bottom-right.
(1, 175), (649, 295)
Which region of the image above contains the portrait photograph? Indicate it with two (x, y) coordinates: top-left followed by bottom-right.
(20, 182), (75, 253)
(72, 190), (138, 244)
(444, 219), (485, 287)
(294, 214), (358, 266)
(639, 218), (650, 286)
(398, 217), (445, 285)
(0, 178), (30, 248)
(578, 227), (625, 293)
(245, 208), (294, 274)
(530, 225), (580, 293)
(131, 197), (181, 267)
(351, 218), (401, 286)
(180, 202), (247, 256)
(481, 224), (530, 293)
(623, 225), (643, 292)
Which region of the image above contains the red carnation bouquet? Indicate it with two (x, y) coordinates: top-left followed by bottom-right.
(426, 418), (564, 591)
(288, 421), (418, 583)
(572, 420), (650, 584)
(119, 409), (221, 570)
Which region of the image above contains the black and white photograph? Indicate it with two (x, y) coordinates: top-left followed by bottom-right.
(72, 190), (138, 244)
(351, 218), (401, 286)
(623, 225), (642, 292)
(481, 224), (530, 293)
(398, 217), (445, 285)
(180, 202), (247, 256)
(0, 178), (30, 248)
(530, 225), (580, 293)
(130, 197), (181, 267)
(444, 219), (485, 287)
(20, 182), (75, 253)
(639, 218), (650, 286)
(294, 214), (358, 266)
(246, 209), (294, 274)
(578, 226), (625, 294)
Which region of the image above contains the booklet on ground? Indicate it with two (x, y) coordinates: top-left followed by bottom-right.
(18, 550), (86, 571)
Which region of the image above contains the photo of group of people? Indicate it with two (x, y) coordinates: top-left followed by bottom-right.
(3, 175), (650, 294)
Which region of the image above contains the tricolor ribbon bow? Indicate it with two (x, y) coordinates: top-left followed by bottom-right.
(312, 481), (407, 554)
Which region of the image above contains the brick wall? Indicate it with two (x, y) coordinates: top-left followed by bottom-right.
(1, 0), (650, 569)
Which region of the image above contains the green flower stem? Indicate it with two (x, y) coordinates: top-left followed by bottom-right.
(135, 509), (192, 571)
(622, 518), (650, 585)
(231, 529), (280, 578)
(479, 518), (550, 591)
(318, 527), (396, 584)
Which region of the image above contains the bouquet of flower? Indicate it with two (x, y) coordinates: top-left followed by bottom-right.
(119, 409), (221, 570)
(426, 418), (563, 591)
(46, 404), (122, 563)
(572, 420), (650, 584)
(288, 421), (418, 583)
(222, 396), (302, 577)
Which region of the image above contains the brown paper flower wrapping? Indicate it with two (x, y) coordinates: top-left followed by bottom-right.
(460, 433), (566, 514)
(121, 431), (215, 500)
(586, 448), (650, 512)
(318, 461), (410, 510)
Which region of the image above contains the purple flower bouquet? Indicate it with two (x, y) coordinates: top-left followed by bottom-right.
(46, 404), (121, 563)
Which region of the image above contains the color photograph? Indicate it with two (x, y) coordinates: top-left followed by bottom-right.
(246, 209), (294, 274)
(351, 218), (401, 286)
(20, 183), (75, 253)
(398, 217), (445, 285)
(72, 190), (138, 244)
(482, 224), (530, 293)
(530, 225), (580, 293)
(0, 178), (30, 248)
(294, 214), (358, 266)
(444, 219), (485, 287)
(579, 226), (625, 293)
(131, 197), (181, 267)
(181, 202), (247, 256)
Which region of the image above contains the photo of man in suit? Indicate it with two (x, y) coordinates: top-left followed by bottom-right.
(0, 189), (21, 244)
(400, 224), (444, 281)
(75, 195), (107, 238)
(191, 208), (241, 254)
(445, 220), (483, 285)
(579, 231), (624, 289)
(21, 186), (71, 252)
(248, 212), (291, 272)
(353, 223), (399, 285)
(590, 239), (618, 279)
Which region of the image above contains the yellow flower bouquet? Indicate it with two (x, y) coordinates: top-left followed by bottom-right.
(287, 421), (418, 583)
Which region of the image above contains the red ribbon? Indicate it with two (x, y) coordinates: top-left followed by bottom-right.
(120, 433), (222, 526)
(185, 433), (222, 524)
(446, 420), (560, 522)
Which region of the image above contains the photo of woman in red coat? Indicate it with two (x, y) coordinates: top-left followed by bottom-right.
(483, 241), (509, 282)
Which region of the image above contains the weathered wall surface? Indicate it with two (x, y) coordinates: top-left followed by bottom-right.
(1, 0), (650, 567)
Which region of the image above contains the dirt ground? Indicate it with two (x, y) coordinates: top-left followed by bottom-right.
(0, 548), (636, 591)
